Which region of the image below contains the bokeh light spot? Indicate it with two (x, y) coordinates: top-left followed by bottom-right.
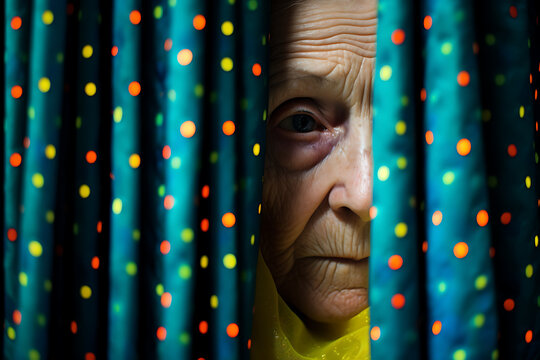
(222, 212), (236, 228)
(193, 15), (206, 30)
(80, 285), (92, 299)
(128, 81), (141, 96)
(432, 210), (443, 226)
(29, 241), (43, 257)
(476, 210), (489, 227)
(370, 326), (381, 341)
(222, 121), (235, 135)
(432, 321), (442, 335)
(177, 49), (193, 66)
(391, 293), (405, 309)
(394, 222), (408, 238)
(223, 254), (237, 269)
(226, 323), (239, 338)
(38, 77), (51, 93)
(180, 121), (196, 138)
(391, 29), (405, 45)
(129, 10), (141, 25)
(388, 255), (403, 270)
(456, 138), (471, 156)
(453, 242), (469, 258)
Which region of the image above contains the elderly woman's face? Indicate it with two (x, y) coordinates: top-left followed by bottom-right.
(261, 0), (377, 324)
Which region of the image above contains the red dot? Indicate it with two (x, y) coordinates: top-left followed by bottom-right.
(424, 16), (433, 30)
(97, 221), (103, 233)
(252, 63), (262, 76)
(91, 256), (100, 269)
(391, 293), (406, 309)
(201, 185), (210, 198)
(391, 29), (405, 45)
(504, 298), (515, 311)
(509, 6), (518, 18)
(157, 326), (167, 340)
(161, 292), (172, 308)
(226, 323), (239, 338)
(10, 153), (22, 167)
(420, 88), (427, 101)
(507, 144), (517, 157)
(129, 81), (141, 96)
(71, 321), (78, 334)
(222, 121), (235, 136)
(525, 330), (533, 343)
(160, 240), (171, 255)
(85, 353), (96, 360)
(457, 71), (470, 86)
(500, 212), (511, 225)
(86, 151), (97, 164)
(432, 320), (442, 335)
(130, 10), (141, 25)
(476, 210), (489, 227)
(164, 195), (174, 210)
(425, 130), (434, 145)
(164, 39), (173, 52)
(11, 16), (22, 30)
(11, 85), (23, 99)
(200, 219), (209, 232)
(422, 241), (428, 253)
(111, 46), (119, 56)
(162, 145), (171, 159)
(8, 229), (17, 242)
(388, 255), (403, 270)
(13, 310), (22, 325)
(199, 321), (208, 334)
(193, 15), (206, 30)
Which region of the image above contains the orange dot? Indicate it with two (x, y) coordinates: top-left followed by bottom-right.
(157, 326), (167, 341)
(432, 210), (443, 226)
(200, 219), (209, 232)
(252, 63), (262, 76)
(369, 206), (377, 220)
(8, 229), (17, 242)
(164, 39), (172, 51)
(425, 130), (434, 145)
(503, 298), (515, 311)
(456, 138), (471, 156)
(86, 150), (97, 164)
(432, 320), (442, 335)
(10, 153), (22, 167)
(391, 29), (405, 45)
(199, 320), (208, 334)
(180, 121), (196, 138)
(201, 185), (210, 198)
(23, 137), (30, 148)
(457, 71), (470, 86)
(424, 16), (433, 30)
(500, 212), (511, 225)
(177, 49), (193, 66)
(161, 292), (172, 308)
(222, 212), (236, 228)
(85, 353), (96, 360)
(391, 293), (406, 309)
(420, 88), (427, 101)
(129, 81), (141, 96)
(222, 121), (235, 135)
(422, 241), (428, 253)
(226, 323), (239, 338)
(91, 256), (100, 269)
(247, 339), (251, 349)
(164, 195), (175, 210)
(388, 255), (403, 270)
(71, 321), (78, 334)
(193, 14), (206, 30)
(129, 10), (141, 25)
(509, 6), (518, 18)
(507, 144), (517, 157)
(162, 145), (171, 159)
(97, 221), (103, 233)
(13, 310), (22, 325)
(160, 240), (170, 254)
(489, 247), (495, 258)
(11, 16), (22, 30)
(111, 46), (119, 56)
(453, 242), (469, 259)
(476, 210), (489, 227)
(525, 330), (533, 343)
(370, 326), (381, 341)
(11, 85), (23, 99)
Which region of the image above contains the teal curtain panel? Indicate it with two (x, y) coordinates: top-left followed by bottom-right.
(372, 0), (539, 359)
(4, 0), (268, 359)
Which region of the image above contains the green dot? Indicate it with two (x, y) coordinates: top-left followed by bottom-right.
(19, 272), (28, 286)
(485, 34), (496, 45)
(154, 5), (163, 18)
(29, 349), (41, 360)
(7, 327), (15, 340)
(473, 313), (485, 327)
(112, 198), (122, 214)
(194, 84), (204, 98)
(156, 283), (164, 296)
(453, 349), (466, 360)
(492, 350), (499, 360)
(247, 0), (258, 10)
(155, 113), (163, 126)
(158, 185), (165, 197)
(442, 171), (455, 185)
(441, 42), (453, 55)
(168, 89), (176, 101)
(181, 228), (194, 242)
(45, 211), (55, 223)
(73, 223), (79, 235)
(132, 229), (140, 241)
(400, 96), (409, 106)
(28, 106), (35, 119)
(495, 74), (505, 86)
(126, 262), (137, 276)
(396, 157), (407, 169)
(168, 0), (176, 6)
(210, 151), (218, 163)
(44, 279), (52, 292)
(475, 275), (488, 290)
(438, 282), (447, 293)
(37, 314), (47, 326)
(179, 332), (191, 344)
(171, 157), (181, 169)
(487, 176), (498, 188)
(179, 265), (192, 279)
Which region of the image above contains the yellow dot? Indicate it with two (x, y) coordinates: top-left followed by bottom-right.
(156, 283), (164, 296)
(519, 106), (524, 118)
(535, 235), (538, 247)
(85, 82), (97, 96)
(492, 350), (499, 360)
(79, 184), (90, 198)
(42, 10), (54, 25)
(29, 241), (43, 257)
(180, 228), (194, 242)
(525, 176), (531, 188)
(221, 21), (234, 35)
(129, 154), (141, 168)
(32, 173), (44, 188)
(82, 45), (93, 58)
(7, 326), (16, 340)
(525, 264), (533, 278)
(453, 349), (466, 360)
(126, 262), (137, 276)
(473, 314), (485, 327)
(221, 57), (234, 72)
(475, 275), (488, 290)
(380, 65), (392, 81)
(397, 157), (407, 169)
(395, 121), (406, 135)
(253, 143), (261, 156)
(394, 222), (408, 238)
(132, 229), (140, 241)
(194, 84), (204, 97)
(112, 198), (122, 214)
(179, 265), (192, 279)
(28, 350), (40, 360)
(44, 280), (52, 292)
(113, 107), (123, 123)
(443, 171), (455, 185)
(45, 144), (56, 159)
(223, 254), (237, 269)
(210, 295), (219, 308)
(377, 166), (390, 181)
(38, 77), (51, 93)
(200, 255), (209, 269)
(80, 285), (92, 299)
(46, 210), (55, 223)
(154, 5), (163, 19)
(250, 234), (255, 245)
(19, 272), (28, 286)
(441, 42), (453, 55)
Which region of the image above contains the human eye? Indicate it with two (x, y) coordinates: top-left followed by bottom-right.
(278, 113), (320, 133)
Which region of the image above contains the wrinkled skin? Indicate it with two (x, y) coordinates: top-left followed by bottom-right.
(261, 0), (377, 324)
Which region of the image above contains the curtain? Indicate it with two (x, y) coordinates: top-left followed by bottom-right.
(4, 0), (267, 359)
(371, 0), (539, 359)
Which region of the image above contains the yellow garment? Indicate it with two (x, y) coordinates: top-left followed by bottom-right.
(250, 252), (371, 360)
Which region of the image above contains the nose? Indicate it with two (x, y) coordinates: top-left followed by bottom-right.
(327, 138), (373, 218)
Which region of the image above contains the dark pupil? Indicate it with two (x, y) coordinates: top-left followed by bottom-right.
(292, 114), (315, 133)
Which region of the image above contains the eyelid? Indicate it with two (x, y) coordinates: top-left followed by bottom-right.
(269, 98), (328, 129)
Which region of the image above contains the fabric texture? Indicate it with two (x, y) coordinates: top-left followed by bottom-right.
(250, 253), (371, 360)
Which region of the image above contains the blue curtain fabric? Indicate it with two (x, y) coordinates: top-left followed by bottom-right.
(372, 0), (539, 359)
(4, 0), (267, 359)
